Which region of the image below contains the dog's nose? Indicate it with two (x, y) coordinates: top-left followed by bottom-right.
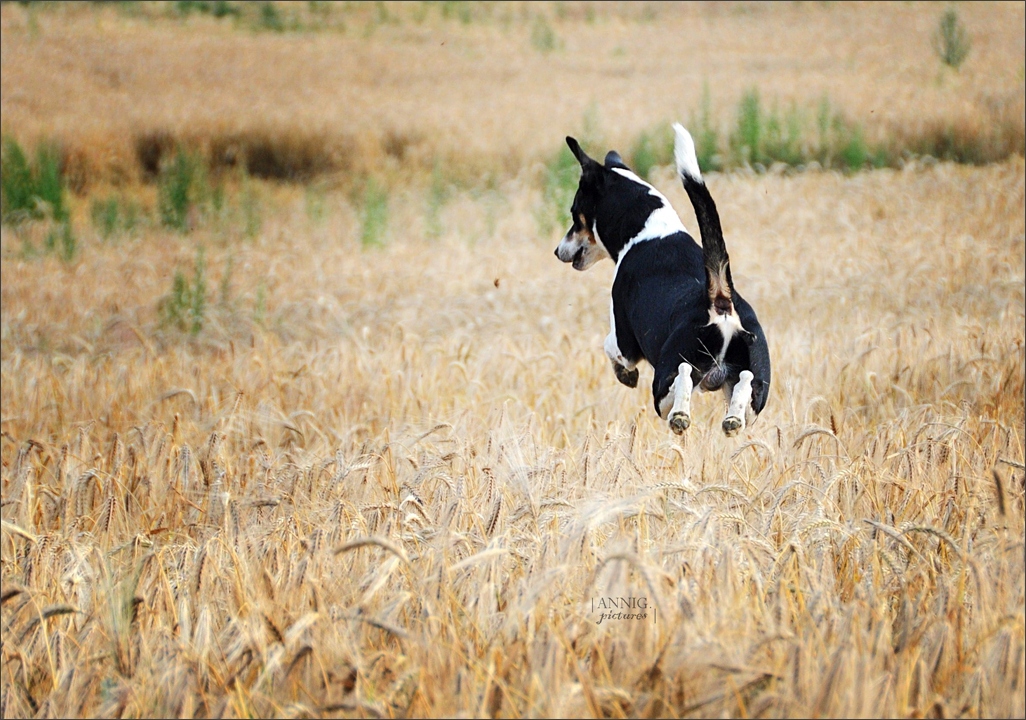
(554, 248), (560, 258)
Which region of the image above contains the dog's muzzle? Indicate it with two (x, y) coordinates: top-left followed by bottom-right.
(553, 245), (585, 267)
(555, 229), (601, 271)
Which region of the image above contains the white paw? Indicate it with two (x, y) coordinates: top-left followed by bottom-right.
(722, 416), (743, 437)
(669, 412), (691, 435)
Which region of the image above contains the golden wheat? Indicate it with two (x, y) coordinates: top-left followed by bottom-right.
(2, 151), (1023, 717)
(2, 2), (1025, 718)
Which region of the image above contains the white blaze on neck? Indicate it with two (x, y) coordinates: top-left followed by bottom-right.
(607, 168), (688, 273)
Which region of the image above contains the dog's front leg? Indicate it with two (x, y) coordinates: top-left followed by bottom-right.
(604, 317), (638, 388)
(603, 336), (636, 385)
(664, 362), (694, 435)
(722, 370), (754, 436)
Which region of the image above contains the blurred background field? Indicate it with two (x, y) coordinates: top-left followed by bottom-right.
(1, 2), (1024, 718)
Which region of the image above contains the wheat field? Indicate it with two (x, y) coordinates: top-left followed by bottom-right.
(2, 2), (1025, 718)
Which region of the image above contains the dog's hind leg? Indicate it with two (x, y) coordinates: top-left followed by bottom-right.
(660, 362), (694, 435)
(722, 370), (754, 436)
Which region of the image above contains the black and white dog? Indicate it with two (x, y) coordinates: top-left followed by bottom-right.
(554, 124), (770, 436)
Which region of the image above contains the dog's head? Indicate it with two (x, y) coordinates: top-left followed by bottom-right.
(554, 137), (668, 271)
(553, 137), (624, 271)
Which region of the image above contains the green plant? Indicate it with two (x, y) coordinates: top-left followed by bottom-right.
(258, 1), (284, 32)
(212, 0), (239, 18)
(693, 82), (721, 172)
(732, 88), (763, 166)
(175, 1), (240, 19)
(536, 106), (600, 233)
(440, 1), (472, 24)
(305, 183), (327, 225)
(1, 138), (33, 223)
(838, 125), (869, 170)
(425, 166), (449, 239)
(92, 195), (142, 240)
(934, 8), (970, 69)
(531, 14), (559, 53)
(175, 0), (211, 16)
(820, 110), (884, 171)
(762, 102), (804, 166)
(160, 246), (208, 335)
(32, 144), (66, 222)
(91, 197), (120, 239)
(158, 148), (196, 232)
(240, 172), (262, 239)
(360, 178), (389, 247)
(43, 220), (77, 262)
(1, 138), (67, 224)
(628, 126), (672, 181)
(816, 95), (832, 156)
(536, 143), (579, 235)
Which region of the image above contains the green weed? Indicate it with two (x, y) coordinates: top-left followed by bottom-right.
(305, 183), (327, 225)
(536, 107), (601, 234)
(934, 8), (971, 69)
(706, 90), (889, 172)
(174, 0), (240, 21)
(241, 174), (263, 239)
(425, 166), (449, 239)
(628, 125), (672, 181)
(360, 178), (389, 247)
(43, 221), (77, 262)
(732, 88), (763, 167)
(838, 124), (869, 170)
(91, 197), (119, 239)
(258, 1), (285, 32)
(1, 138), (33, 224)
(1, 138), (67, 224)
(440, 1), (472, 24)
(33, 144), (65, 221)
(531, 14), (560, 53)
(536, 144), (579, 235)
(693, 81), (722, 172)
(158, 149), (197, 232)
(160, 246), (208, 335)
(212, 0), (240, 19)
(762, 101), (805, 167)
(91, 195), (141, 240)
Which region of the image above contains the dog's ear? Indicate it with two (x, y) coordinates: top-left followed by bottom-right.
(567, 136), (599, 172)
(604, 150), (627, 168)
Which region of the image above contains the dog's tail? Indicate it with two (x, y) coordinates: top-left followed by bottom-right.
(673, 123), (734, 316)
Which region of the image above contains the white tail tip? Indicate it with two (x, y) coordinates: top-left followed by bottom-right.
(673, 123), (703, 183)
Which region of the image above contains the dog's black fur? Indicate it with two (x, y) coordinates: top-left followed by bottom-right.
(554, 125), (770, 434)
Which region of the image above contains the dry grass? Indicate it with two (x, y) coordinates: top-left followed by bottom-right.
(2, 2), (1026, 719)
(3, 156), (1024, 717)
(1, 1), (1024, 186)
